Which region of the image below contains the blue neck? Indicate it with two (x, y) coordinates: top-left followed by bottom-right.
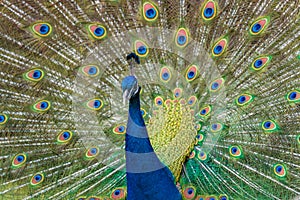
(126, 87), (154, 153)
(125, 87), (182, 200)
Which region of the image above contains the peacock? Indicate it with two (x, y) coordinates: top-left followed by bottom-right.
(0, 0), (300, 199)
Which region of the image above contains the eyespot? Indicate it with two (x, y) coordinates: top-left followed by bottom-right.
(212, 37), (228, 57)
(164, 99), (172, 106)
(206, 196), (218, 200)
(30, 173), (45, 186)
(187, 96), (197, 107)
(160, 66), (172, 83)
(23, 68), (45, 82)
(140, 108), (147, 117)
(31, 22), (52, 37)
(154, 96), (164, 107)
(80, 65), (100, 77)
(229, 145), (243, 158)
(87, 196), (101, 200)
(210, 123), (223, 133)
(196, 133), (205, 143)
(196, 195), (205, 200)
(209, 78), (224, 92)
(77, 196), (86, 200)
(198, 151), (208, 161)
(57, 130), (73, 144)
(135, 40), (149, 57)
(199, 105), (212, 117)
(180, 99), (186, 105)
(249, 16), (270, 36)
(88, 24), (107, 40)
(113, 124), (126, 134)
(185, 65), (198, 82)
(195, 123), (202, 131)
(173, 88), (183, 99)
(201, 0), (217, 21)
(142, 2), (159, 22)
(86, 98), (103, 111)
(219, 194), (228, 200)
(183, 186), (196, 199)
(262, 120), (278, 132)
(0, 113), (9, 125)
(111, 187), (125, 199)
(273, 164), (287, 178)
(286, 90), (300, 103)
(12, 153), (27, 169)
(175, 27), (188, 47)
(31, 100), (51, 112)
(85, 147), (99, 160)
(189, 150), (196, 159)
(235, 94), (254, 106)
(251, 56), (272, 71)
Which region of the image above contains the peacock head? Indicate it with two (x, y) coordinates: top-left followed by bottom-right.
(122, 75), (139, 104)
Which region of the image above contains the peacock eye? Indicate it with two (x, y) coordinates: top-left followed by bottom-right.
(185, 65), (198, 82)
(32, 100), (51, 112)
(85, 98), (103, 111)
(175, 28), (188, 47)
(87, 196), (100, 200)
(143, 2), (159, 22)
(236, 94), (254, 106)
(135, 40), (149, 57)
(199, 105), (211, 117)
(160, 66), (172, 83)
(262, 120), (278, 132)
(154, 96), (164, 107)
(249, 16), (270, 36)
(173, 88), (183, 99)
(140, 108), (147, 117)
(189, 150), (195, 159)
(286, 90), (300, 103)
(209, 78), (224, 92)
(23, 69), (45, 82)
(113, 124), (126, 134)
(187, 96), (197, 107)
(111, 188), (125, 199)
(0, 113), (9, 125)
(201, 0), (217, 21)
(12, 153), (27, 169)
(183, 186), (196, 199)
(80, 65), (100, 77)
(219, 194), (228, 200)
(273, 164), (287, 178)
(198, 151), (207, 161)
(31, 22), (52, 37)
(88, 24), (107, 40)
(251, 56), (272, 71)
(196, 133), (205, 144)
(57, 130), (73, 144)
(196, 195), (205, 200)
(30, 173), (45, 186)
(229, 145), (243, 158)
(212, 37), (228, 57)
(210, 123), (223, 132)
(84, 147), (99, 160)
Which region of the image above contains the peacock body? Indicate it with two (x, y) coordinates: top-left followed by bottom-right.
(0, 0), (300, 199)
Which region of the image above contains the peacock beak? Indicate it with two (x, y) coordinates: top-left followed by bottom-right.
(123, 89), (129, 105)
